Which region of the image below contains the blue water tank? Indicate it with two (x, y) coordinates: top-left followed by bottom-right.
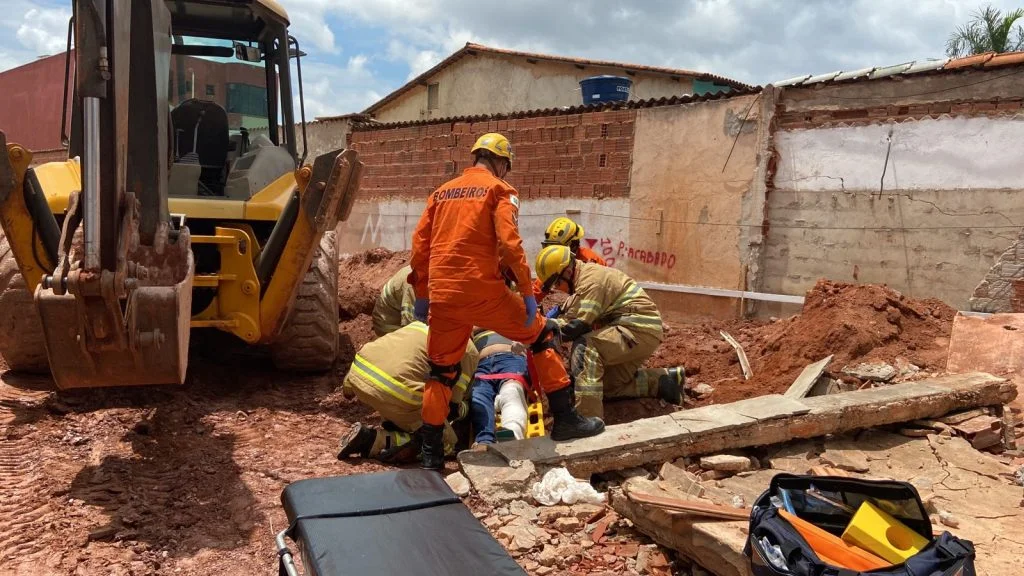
(579, 75), (632, 104)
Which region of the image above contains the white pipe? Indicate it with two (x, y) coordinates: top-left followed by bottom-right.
(637, 281), (805, 304)
(637, 281), (993, 316)
(83, 96), (101, 271)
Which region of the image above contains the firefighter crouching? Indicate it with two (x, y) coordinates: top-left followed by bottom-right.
(534, 245), (685, 419)
(337, 321), (477, 464)
(372, 264), (417, 337)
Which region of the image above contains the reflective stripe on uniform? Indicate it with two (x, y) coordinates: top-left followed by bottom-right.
(609, 282), (642, 311)
(352, 354), (422, 406)
(472, 330), (497, 348)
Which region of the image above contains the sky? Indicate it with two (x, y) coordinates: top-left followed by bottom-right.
(1, 0), (1020, 119)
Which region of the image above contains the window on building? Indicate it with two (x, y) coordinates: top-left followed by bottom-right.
(427, 83), (439, 110)
(226, 83), (268, 117)
(206, 84), (216, 96)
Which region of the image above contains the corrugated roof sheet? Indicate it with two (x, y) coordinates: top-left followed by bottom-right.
(351, 86), (762, 131)
(771, 51), (1024, 87)
(363, 42), (753, 115)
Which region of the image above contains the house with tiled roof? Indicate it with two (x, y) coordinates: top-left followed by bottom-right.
(359, 42), (751, 123)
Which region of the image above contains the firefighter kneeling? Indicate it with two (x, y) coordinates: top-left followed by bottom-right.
(535, 245), (685, 419)
(337, 321), (477, 464)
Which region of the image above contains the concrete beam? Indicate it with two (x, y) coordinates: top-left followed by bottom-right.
(489, 372), (1014, 477)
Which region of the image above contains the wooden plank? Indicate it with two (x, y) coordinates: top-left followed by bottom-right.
(951, 415), (1001, 436)
(785, 355), (834, 399)
(611, 478), (752, 576)
(624, 489), (752, 521)
(487, 372), (1012, 478)
(939, 407), (992, 425)
(720, 331), (752, 380)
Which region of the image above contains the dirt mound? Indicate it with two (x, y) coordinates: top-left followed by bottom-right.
(746, 280), (955, 397)
(646, 280), (956, 405)
(337, 248), (411, 320)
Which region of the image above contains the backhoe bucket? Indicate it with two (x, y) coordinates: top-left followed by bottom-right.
(35, 259), (194, 389)
(34, 193), (195, 389)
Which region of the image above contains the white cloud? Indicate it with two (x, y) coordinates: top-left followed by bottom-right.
(294, 55), (385, 119)
(15, 6), (70, 57)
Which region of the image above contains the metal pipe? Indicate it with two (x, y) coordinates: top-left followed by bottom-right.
(83, 96), (101, 271)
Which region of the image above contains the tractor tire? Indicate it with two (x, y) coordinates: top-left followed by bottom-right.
(0, 230), (49, 373)
(270, 230), (339, 372)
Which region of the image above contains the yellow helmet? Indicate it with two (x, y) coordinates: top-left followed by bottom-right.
(543, 217), (584, 246)
(535, 245), (574, 288)
(470, 132), (514, 167)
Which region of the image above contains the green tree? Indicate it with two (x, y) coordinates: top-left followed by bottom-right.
(945, 4), (1024, 57)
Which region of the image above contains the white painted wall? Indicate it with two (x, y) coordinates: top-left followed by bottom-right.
(338, 198), (631, 272)
(774, 116), (1024, 192)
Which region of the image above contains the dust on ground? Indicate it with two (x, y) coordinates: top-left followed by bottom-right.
(0, 251), (963, 575)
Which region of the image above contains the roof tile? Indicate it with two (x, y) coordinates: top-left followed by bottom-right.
(351, 87), (762, 131)
(945, 52), (996, 69)
(985, 51), (1024, 67)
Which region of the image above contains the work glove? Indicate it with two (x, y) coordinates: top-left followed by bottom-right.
(448, 400), (468, 422)
(413, 298), (429, 322)
(560, 319), (592, 341)
(545, 305), (562, 319)
(523, 295), (538, 327)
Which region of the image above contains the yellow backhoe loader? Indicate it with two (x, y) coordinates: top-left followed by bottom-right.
(0, 0), (362, 389)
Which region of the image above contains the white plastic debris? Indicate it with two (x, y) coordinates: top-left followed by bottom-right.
(531, 467), (605, 506)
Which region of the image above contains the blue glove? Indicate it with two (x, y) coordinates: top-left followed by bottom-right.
(413, 298), (429, 322)
(524, 296), (537, 326)
(545, 305), (562, 319)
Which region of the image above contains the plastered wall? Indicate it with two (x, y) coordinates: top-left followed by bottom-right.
(766, 116), (1024, 308)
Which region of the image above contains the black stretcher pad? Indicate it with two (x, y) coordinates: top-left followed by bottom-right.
(281, 469), (527, 576)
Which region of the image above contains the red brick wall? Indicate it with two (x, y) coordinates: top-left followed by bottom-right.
(349, 109), (636, 201)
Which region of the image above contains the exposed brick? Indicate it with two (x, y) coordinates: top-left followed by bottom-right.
(951, 102), (972, 114)
(972, 101), (997, 112)
(996, 100), (1022, 111)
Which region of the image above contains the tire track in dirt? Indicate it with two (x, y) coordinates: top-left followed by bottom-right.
(0, 427), (55, 565)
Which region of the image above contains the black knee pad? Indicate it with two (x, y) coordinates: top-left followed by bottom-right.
(428, 360), (462, 388)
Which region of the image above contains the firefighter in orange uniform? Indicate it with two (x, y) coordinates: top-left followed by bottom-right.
(409, 133), (605, 470)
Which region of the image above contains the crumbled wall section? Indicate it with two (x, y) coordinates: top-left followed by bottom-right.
(348, 109), (636, 201)
(970, 227), (1024, 313)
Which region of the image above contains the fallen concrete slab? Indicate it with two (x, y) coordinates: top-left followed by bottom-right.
(490, 372), (1014, 477)
(946, 313), (1024, 414)
(946, 313), (1024, 376)
(613, 430), (1024, 576)
(784, 355), (832, 399)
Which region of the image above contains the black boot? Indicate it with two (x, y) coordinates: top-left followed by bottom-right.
(419, 423), (446, 471)
(548, 387), (605, 441)
(657, 367), (685, 405)
(337, 422), (377, 459)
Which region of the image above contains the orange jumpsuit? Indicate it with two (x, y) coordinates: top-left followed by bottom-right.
(410, 166), (570, 426)
(532, 245), (608, 300)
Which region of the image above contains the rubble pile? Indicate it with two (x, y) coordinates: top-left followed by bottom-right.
(648, 280), (958, 405)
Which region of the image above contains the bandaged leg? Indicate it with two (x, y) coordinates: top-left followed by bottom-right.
(495, 379), (528, 440)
